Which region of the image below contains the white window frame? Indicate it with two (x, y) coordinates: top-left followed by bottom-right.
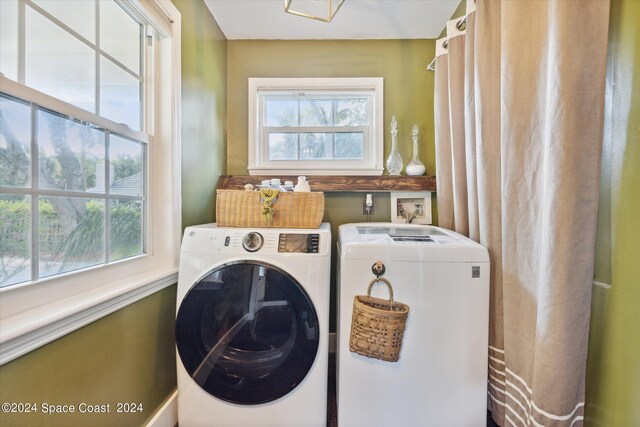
(248, 77), (384, 176)
(0, 82), (150, 284)
(0, 0), (181, 365)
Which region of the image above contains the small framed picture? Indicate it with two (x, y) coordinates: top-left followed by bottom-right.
(390, 191), (432, 224)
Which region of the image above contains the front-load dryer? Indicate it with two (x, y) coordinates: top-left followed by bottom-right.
(176, 223), (331, 427)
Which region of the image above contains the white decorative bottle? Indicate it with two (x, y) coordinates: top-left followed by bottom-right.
(294, 176), (310, 192)
(405, 124), (426, 176)
(386, 116), (403, 175)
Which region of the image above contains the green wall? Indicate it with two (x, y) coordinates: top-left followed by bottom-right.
(227, 39), (436, 329)
(177, 0), (227, 229)
(227, 39), (436, 176)
(0, 286), (177, 427)
(0, 2), (228, 426)
(585, 0), (640, 425)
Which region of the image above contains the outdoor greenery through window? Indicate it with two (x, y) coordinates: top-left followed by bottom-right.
(0, 0), (149, 288)
(248, 78), (384, 175)
(264, 96), (368, 161)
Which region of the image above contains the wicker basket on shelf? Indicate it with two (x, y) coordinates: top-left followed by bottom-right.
(349, 277), (410, 362)
(216, 189), (324, 229)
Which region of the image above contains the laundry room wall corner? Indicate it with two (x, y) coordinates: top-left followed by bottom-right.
(585, 0), (640, 424)
(174, 0), (228, 229)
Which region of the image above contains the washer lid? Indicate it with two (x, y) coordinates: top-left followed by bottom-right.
(338, 223), (489, 262)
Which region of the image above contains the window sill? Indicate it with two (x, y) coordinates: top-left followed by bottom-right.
(0, 268), (178, 365)
(218, 175), (437, 192)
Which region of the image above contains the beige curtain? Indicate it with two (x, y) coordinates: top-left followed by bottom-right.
(447, 21), (469, 237)
(434, 1), (610, 425)
(434, 45), (453, 230)
(435, 23), (470, 236)
(464, 11), (480, 243)
(473, 1), (507, 421)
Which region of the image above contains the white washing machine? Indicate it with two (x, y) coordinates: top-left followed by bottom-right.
(176, 223), (331, 427)
(337, 223), (490, 427)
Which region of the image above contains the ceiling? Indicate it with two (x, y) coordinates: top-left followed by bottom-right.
(203, 0), (461, 40)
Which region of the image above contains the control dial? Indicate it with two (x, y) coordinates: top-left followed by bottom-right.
(242, 232), (264, 252)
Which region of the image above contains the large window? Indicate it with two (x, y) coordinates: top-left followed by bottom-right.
(0, 0), (151, 288)
(248, 78), (384, 175)
(0, 91), (146, 287)
(0, 0), (181, 363)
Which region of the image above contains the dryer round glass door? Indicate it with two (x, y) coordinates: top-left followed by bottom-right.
(176, 261), (320, 405)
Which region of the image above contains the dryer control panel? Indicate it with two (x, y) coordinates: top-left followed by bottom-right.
(278, 233), (319, 253)
(180, 224), (330, 255)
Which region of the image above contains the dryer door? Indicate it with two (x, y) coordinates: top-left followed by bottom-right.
(176, 261), (320, 405)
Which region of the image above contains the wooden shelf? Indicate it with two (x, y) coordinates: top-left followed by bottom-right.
(217, 175), (436, 192)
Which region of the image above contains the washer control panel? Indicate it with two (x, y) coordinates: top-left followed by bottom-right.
(242, 232), (264, 252)
(278, 233), (320, 253)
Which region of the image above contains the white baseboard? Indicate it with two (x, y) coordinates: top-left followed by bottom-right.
(145, 390), (178, 427)
(329, 332), (336, 353)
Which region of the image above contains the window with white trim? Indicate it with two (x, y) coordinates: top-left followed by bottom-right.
(0, 0), (177, 289)
(248, 78), (384, 175)
(0, 0), (180, 363)
(0, 90), (147, 287)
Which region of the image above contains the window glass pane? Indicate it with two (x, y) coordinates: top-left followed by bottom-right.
(100, 0), (141, 74)
(100, 56), (141, 130)
(39, 197), (105, 278)
(1, 95), (31, 187)
(265, 99), (298, 127)
(0, 195), (31, 287)
(111, 199), (143, 261)
(335, 132), (364, 159)
(335, 99), (368, 126)
(268, 133), (298, 160)
(300, 133), (333, 159)
(254, 81), (380, 173)
(0, 0), (18, 81)
(26, 7), (95, 112)
(32, 0), (96, 43)
(38, 109), (105, 193)
(110, 135), (143, 196)
(300, 99), (333, 126)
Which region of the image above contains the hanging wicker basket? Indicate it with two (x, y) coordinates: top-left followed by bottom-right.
(349, 277), (410, 362)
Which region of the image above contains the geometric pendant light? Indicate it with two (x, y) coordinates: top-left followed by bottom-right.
(284, 0), (346, 23)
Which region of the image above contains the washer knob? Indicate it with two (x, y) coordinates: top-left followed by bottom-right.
(242, 232), (264, 252)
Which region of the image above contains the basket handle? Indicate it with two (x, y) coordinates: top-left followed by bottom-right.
(367, 277), (394, 308)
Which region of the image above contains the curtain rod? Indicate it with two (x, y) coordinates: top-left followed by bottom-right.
(426, 15), (467, 71)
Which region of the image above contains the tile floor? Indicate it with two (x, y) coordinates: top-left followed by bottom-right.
(326, 354), (499, 427)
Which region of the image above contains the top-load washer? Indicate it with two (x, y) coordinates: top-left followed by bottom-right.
(337, 223), (490, 427)
(176, 223), (330, 427)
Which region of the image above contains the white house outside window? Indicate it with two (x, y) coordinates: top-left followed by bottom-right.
(248, 78), (384, 175)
